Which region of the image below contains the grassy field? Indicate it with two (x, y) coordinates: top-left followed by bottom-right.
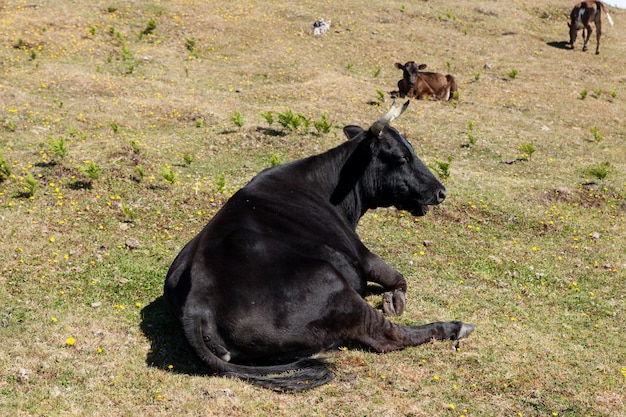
(1, 0), (625, 415)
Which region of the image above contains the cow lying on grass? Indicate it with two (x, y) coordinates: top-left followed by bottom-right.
(164, 100), (474, 391)
(568, 0), (614, 55)
(395, 61), (458, 101)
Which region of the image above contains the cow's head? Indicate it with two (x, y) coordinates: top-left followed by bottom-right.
(395, 61), (428, 87)
(336, 100), (445, 217)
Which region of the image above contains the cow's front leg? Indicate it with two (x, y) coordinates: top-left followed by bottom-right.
(363, 253), (407, 316)
(382, 290), (406, 316)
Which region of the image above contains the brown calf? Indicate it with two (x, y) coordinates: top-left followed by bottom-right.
(568, 0), (614, 55)
(395, 62), (457, 101)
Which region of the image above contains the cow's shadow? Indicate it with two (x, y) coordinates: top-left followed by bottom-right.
(139, 296), (208, 376)
(547, 41), (570, 50)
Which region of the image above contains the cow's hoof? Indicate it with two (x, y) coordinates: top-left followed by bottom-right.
(382, 289), (406, 316)
(457, 323), (475, 340)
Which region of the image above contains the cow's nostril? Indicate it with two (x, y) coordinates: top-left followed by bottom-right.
(437, 189), (446, 203)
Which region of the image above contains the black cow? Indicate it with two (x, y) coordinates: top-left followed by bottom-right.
(164, 100), (474, 391)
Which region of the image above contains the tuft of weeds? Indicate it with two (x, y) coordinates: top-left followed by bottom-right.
(215, 172), (226, 193)
(134, 164), (145, 182)
(590, 126), (603, 142)
(184, 36), (198, 58)
(269, 153), (281, 167)
(507, 68), (518, 79)
(462, 121), (476, 148)
(431, 156), (452, 180)
(585, 162), (610, 180)
(580, 89), (588, 99)
(231, 111), (245, 129)
(161, 166), (176, 185)
(0, 151), (11, 182)
(519, 143), (536, 159)
(260, 111), (274, 126)
(121, 203), (138, 222)
(141, 18), (156, 36)
(313, 113), (333, 135)
(23, 171), (38, 198)
(129, 140), (140, 154)
(49, 137), (68, 161)
(375, 88), (385, 104)
(182, 154), (194, 166)
(371, 66), (382, 78)
(4, 119), (18, 132)
(79, 161), (101, 180)
(276, 109), (309, 133)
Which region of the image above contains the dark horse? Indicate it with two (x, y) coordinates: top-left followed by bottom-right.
(568, 0), (614, 54)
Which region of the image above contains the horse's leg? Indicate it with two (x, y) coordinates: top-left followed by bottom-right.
(582, 24), (592, 51)
(595, 21), (602, 54)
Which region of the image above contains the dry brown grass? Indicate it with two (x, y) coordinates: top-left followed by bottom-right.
(1, 0), (625, 416)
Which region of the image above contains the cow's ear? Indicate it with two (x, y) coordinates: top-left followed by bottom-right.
(418, 64), (427, 70)
(567, 22), (571, 27)
(343, 125), (365, 140)
(394, 62), (404, 69)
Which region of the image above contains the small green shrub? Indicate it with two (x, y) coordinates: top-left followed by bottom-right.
(49, 137), (68, 160)
(580, 89), (588, 99)
(142, 18), (156, 36)
(182, 154), (194, 166)
(129, 140), (140, 154)
(161, 166), (175, 184)
(184, 37), (196, 52)
(231, 111), (245, 128)
(134, 165), (145, 181)
(464, 121), (476, 147)
(269, 153), (281, 167)
(431, 156), (452, 180)
(260, 111), (274, 126)
(375, 88), (385, 104)
(507, 69), (518, 79)
(314, 113), (333, 135)
(0, 151), (12, 182)
(585, 162), (610, 180)
(80, 161), (101, 180)
(519, 143), (536, 159)
(591, 126), (603, 142)
(277, 109), (308, 132)
(23, 171), (38, 197)
(121, 203), (137, 222)
(215, 172), (226, 193)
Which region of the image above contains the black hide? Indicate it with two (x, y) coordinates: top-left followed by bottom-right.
(164, 117), (473, 391)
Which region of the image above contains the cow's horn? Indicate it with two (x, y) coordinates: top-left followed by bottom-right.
(370, 99), (410, 136)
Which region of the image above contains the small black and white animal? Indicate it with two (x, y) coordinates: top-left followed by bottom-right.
(164, 100), (474, 391)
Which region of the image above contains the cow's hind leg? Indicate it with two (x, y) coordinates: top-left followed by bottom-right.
(595, 22), (601, 54)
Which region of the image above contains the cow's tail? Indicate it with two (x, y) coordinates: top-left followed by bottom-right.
(182, 311), (332, 392)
